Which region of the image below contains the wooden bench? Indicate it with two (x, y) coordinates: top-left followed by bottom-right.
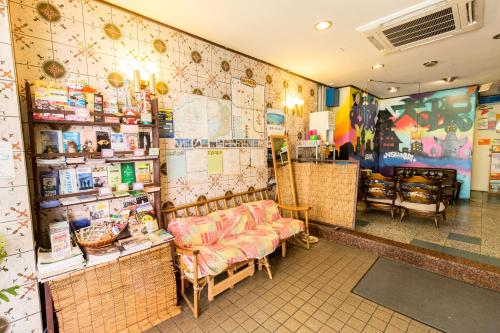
(162, 187), (310, 317)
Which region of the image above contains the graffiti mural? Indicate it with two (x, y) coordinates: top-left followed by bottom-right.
(335, 87), (379, 167)
(378, 86), (477, 199)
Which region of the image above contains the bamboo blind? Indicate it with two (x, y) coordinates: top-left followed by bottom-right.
(48, 244), (180, 333)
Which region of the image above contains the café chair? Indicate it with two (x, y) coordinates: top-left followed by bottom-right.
(362, 173), (399, 220)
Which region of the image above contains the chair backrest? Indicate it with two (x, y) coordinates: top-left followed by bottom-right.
(399, 176), (442, 208)
(162, 188), (270, 226)
(393, 166), (456, 187)
(363, 173), (397, 203)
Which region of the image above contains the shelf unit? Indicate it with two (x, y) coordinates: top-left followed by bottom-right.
(25, 81), (163, 244)
(489, 144), (500, 195)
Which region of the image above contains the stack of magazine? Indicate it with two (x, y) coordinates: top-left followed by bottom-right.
(37, 245), (85, 280)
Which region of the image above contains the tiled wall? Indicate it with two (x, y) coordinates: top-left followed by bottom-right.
(8, 0), (318, 208)
(2, 0), (317, 329)
(0, 1), (42, 332)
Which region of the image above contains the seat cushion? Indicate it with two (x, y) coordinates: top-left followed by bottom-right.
(400, 201), (446, 212)
(264, 217), (304, 240)
(209, 205), (257, 237)
(221, 224), (279, 259)
(244, 200), (281, 224)
(168, 215), (221, 248)
(367, 197), (401, 205)
(181, 243), (246, 277)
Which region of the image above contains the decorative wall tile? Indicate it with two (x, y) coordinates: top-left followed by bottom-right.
(0, 150), (27, 187)
(0, 3), (10, 44)
(0, 79), (19, 117)
(0, 42), (15, 81)
(12, 33), (53, 69)
(9, 2), (51, 40)
(51, 0), (83, 22)
(0, 186), (30, 223)
(82, 0), (111, 27)
(0, 250), (36, 289)
(7, 312), (43, 333)
(0, 115), (24, 151)
(52, 42), (87, 75)
(50, 16), (85, 47)
(111, 8), (137, 40)
(0, 281), (40, 323)
(0, 218), (33, 255)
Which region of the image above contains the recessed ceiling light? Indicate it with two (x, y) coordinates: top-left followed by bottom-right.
(423, 60), (438, 67)
(315, 20), (333, 31)
(371, 64), (384, 70)
(388, 87), (399, 93)
(442, 76), (458, 83)
(493, 34), (500, 39)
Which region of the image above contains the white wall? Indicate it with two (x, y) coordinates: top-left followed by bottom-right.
(471, 103), (500, 192)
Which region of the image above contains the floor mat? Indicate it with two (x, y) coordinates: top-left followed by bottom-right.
(352, 257), (500, 333)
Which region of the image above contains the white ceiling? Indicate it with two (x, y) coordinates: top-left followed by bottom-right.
(106, 0), (500, 98)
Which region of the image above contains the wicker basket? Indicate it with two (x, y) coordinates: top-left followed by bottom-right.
(48, 243), (180, 333)
(74, 222), (128, 248)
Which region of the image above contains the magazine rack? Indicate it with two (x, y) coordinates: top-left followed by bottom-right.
(26, 81), (163, 244)
(25, 81), (169, 332)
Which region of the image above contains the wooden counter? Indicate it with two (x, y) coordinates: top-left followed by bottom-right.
(275, 160), (359, 229)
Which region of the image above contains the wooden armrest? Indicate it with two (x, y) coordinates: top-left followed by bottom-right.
(175, 246), (200, 256)
(277, 204), (310, 211)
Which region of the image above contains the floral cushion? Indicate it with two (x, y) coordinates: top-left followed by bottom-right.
(181, 243), (246, 277)
(265, 217), (304, 240)
(168, 215), (221, 248)
(209, 205), (257, 237)
(220, 224), (279, 259)
(244, 200), (281, 224)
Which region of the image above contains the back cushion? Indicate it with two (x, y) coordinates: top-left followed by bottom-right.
(209, 205), (257, 237)
(167, 215), (221, 248)
(244, 200), (281, 224)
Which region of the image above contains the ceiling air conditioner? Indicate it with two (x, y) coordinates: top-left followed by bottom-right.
(356, 0), (484, 54)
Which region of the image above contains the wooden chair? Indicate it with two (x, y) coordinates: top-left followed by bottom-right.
(399, 176), (448, 228)
(362, 173), (398, 219)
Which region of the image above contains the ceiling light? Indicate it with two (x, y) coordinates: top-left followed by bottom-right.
(442, 76), (458, 83)
(388, 87), (399, 93)
(371, 64), (384, 70)
(494, 34), (500, 39)
(315, 20), (332, 31)
(423, 60), (438, 67)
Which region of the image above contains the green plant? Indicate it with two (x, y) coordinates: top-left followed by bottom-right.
(0, 235), (20, 303)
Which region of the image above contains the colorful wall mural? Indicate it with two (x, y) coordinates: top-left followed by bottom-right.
(378, 86), (478, 199)
(334, 87), (379, 168)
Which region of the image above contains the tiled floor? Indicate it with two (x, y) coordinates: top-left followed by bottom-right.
(147, 240), (439, 333)
(356, 191), (500, 263)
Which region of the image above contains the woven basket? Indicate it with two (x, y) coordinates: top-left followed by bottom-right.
(74, 222), (128, 248)
(49, 243), (180, 333)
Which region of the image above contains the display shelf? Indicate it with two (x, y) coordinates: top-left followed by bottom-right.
(32, 119), (154, 128)
(26, 81), (163, 246)
(35, 152), (158, 162)
(31, 107), (158, 120)
(38, 185), (161, 210)
(35, 190), (99, 202)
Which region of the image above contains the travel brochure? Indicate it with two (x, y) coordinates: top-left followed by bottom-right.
(32, 79), (152, 125)
(35, 127), (152, 155)
(40, 160), (153, 200)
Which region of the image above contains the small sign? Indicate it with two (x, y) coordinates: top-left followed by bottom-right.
(134, 148), (145, 156)
(478, 138), (490, 145)
(158, 109), (174, 138)
(101, 148), (114, 157)
(148, 147), (160, 156)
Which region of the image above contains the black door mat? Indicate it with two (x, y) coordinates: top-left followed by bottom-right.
(352, 257), (500, 333)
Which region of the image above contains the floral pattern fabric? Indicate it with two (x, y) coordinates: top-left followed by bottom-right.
(168, 215), (221, 248)
(220, 224), (279, 259)
(244, 200), (281, 224)
(180, 243), (246, 277)
(266, 217), (305, 240)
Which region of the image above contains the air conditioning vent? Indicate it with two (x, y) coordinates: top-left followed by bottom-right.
(356, 0), (484, 54)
